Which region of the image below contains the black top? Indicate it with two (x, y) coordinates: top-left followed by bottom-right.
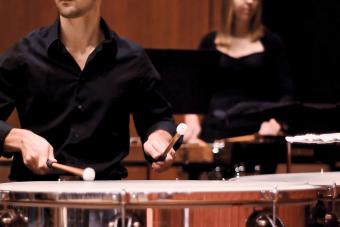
(199, 31), (293, 141)
(0, 18), (175, 181)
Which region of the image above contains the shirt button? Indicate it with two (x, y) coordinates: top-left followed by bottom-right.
(74, 133), (80, 139)
(77, 104), (83, 110)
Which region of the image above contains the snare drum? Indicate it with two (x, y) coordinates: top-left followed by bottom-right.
(0, 180), (320, 227)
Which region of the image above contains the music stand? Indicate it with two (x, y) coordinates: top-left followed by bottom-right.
(146, 49), (220, 114)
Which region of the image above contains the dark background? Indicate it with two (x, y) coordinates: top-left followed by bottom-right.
(263, 0), (340, 103)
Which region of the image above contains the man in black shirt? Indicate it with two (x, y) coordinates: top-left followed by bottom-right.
(0, 0), (177, 180)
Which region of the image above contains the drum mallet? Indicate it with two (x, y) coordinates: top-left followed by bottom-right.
(46, 159), (96, 181)
(157, 123), (188, 161)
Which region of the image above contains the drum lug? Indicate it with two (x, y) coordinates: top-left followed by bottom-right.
(328, 183), (337, 199)
(129, 191), (172, 203)
(0, 191), (9, 201)
(260, 187), (280, 202)
(0, 208), (29, 225)
(112, 193), (122, 202)
(129, 192), (149, 203)
(318, 183), (338, 199)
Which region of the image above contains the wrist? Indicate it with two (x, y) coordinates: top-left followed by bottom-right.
(3, 128), (26, 152)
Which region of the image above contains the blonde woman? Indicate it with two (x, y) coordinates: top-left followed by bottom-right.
(184, 0), (293, 144)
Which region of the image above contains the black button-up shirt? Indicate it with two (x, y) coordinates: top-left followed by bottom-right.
(0, 18), (175, 181)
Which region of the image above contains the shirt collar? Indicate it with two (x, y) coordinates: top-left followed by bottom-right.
(46, 17), (117, 55)
(46, 19), (60, 49)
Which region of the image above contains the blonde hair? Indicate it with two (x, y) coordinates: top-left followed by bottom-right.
(216, 0), (265, 47)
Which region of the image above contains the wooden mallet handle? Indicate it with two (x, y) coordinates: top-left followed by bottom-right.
(157, 133), (182, 161)
(46, 159), (84, 178)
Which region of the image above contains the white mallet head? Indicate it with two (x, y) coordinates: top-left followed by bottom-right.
(82, 167), (96, 181)
(176, 123), (188, 136)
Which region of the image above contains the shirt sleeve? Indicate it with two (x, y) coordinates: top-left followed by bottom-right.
(0, 45), (23, 155)
(132, 50), (176, 144)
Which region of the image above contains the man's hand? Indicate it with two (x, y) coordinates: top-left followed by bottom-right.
(4, 128), (56, 174)
(143, 130), (176, 173)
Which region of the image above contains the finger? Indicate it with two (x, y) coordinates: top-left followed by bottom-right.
(23, 155), (35, 173)
(158, 148), (175, 158)
(48, 146), (57, 162)
(27, 163), (45, 175)
(42, 146), (57, 174)
(152, 162), (169, 173)
(167, 149), (176, 160)
(152, 155), (172, 169)
(25, 152), (40, 172)
(152, 162), (161, 169)
(158, 150), (175, 169)
(37, 145), (54, 174)
(148, 139), (167, 160)
(143, 142), (159, 159)
(152, 161), (166, 173)
(151, 139), (167, 155)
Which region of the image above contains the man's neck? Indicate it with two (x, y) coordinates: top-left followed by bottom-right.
(59, 12), (104, 70)
(60, 14), (103, 53)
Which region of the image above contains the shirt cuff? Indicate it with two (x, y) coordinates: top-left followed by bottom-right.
(0, 121), (13, 156)
(145, 121), (176, 141)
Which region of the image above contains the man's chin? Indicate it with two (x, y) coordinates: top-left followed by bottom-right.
(59, 11), (83, 19)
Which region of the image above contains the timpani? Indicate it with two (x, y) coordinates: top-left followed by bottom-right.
(0, 180), (321, 227)
(233, 171), (340, 226)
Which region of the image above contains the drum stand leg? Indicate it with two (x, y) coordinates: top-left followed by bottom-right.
(62, 207), (67, 227)
(183, 208), (190, 227)
(121, 189), (126, 227)
(272, 200), (277, 227)
(121, 203), (126, 227)
(54, 207), (67, 227)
